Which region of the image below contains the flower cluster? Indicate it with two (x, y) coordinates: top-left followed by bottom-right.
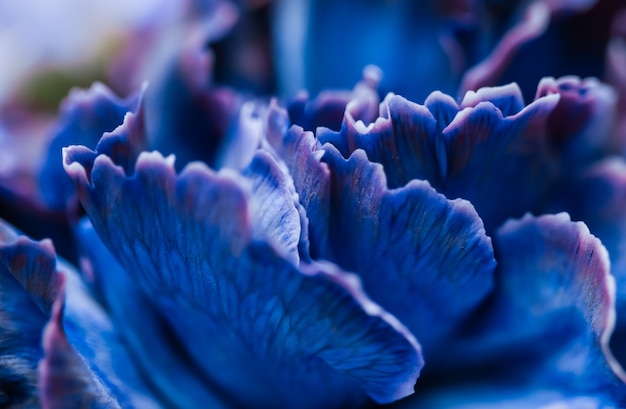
(2, 0), (626, 408)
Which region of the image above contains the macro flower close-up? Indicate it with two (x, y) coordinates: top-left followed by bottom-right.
(2, 0), (626, 408)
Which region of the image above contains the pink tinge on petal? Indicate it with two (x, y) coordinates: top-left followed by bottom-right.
(459, 1), (551, 94)
(607, 10), (626, 153)
(38, 275), (119, 409)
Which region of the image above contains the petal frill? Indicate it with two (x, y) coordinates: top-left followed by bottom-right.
(0, 220), (159, 409)
(241, 151), (304, 264)
(38, 276), (121, 409)
(319, 146), (496, 361)
(266, 106), (332, 260)
(289, 65), (383, 133)
(95, 110), (306, 264)
(316, 83), (564, 232)
(442, 91), (561, 231)
(318, 93), (445, 189)
(0, 222), (59, 408)
(288, 90), (352, 133)
(63, 142), (423, 407)
(442, 214), (626, 403)
(92, 109), (149, 176)
(459, 82), (525, 117)
(556, 158), (626, 365)
(39, 83), (138, 210)
(535, 76), (618, 170)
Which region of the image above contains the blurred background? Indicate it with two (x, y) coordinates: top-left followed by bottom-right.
(2, 0), (624, 111)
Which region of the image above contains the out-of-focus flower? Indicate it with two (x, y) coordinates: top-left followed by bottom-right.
(2, 0), (626, 408)
(275, 0), (626, 102)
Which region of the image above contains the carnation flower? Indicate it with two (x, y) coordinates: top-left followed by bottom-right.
(2, 1), (626, 408)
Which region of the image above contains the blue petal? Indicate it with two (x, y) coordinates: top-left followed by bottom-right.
(423, 90), (459, 139)
(423, 90), (459, 177)
(442, 91), (561, 230)
(275, 0), (458, 102)
(535, 76), (618, 172)
(242, 151), (305, 264)
(288, 90), (352, 132)
(556, 158), (626, 365)
(0, 223), (60, 314)
(444, 214), (626, 400)
(0, 223), (59, 407)
(59, 260), (161, 409)
(318, 93), (444, 189)
(143, 10), (240, 169)
(459, 82), (525, 117)
(39, 83), (138, 209)
(76, 219), (229, 409)
(320, 146), (495, 361)
(38, 276), (121, 409)
(458, 1), (554, 97)
(289, 65), (382, 133)
(0, 220), (159, 409)
(316, 84), (567, 233)
(64, 144), (423, 407)
(214, 102), (264, 171)
(488, 0), (624, 102)
(266, 105), (332, 260)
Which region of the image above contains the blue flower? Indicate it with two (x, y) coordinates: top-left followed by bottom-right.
(5, 76), (620, 407)
(2, 1), (626, 408)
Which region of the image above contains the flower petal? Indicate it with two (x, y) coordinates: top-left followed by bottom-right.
(0, 223), (60, 314)
(607, 34), (626, 152)
(0, 223), (59, 408)
(64, 143), (423, 407)
(320, 146), (496, 360)
(445, 214), (626, 400)
(76, 219), (229, 409)
(266, 105), (331, 260)
(289, 65), (383, 133)
(459, 1), (552, 96)
(442, 91), (560, 230)
(489, 0), (624, 102)
(288, 90), (352, 133)
(277, 0), (458, 102)
(317, 84), (566, 232)
(556, 158), (626, 365)
(423, 90), (459, 137)
(38, 276), (121, 409)
(59, 260), (160, 409)
(214, 102), (263, 171)
(0, 221), (158, 409)
(242, 151), (304, 264)
(143, 12), (239, 169)
(460, 82), (525, 117)
(318, 93), (445, 189)
(536, 76), (617, 170)
(39, 83), (138, 209)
